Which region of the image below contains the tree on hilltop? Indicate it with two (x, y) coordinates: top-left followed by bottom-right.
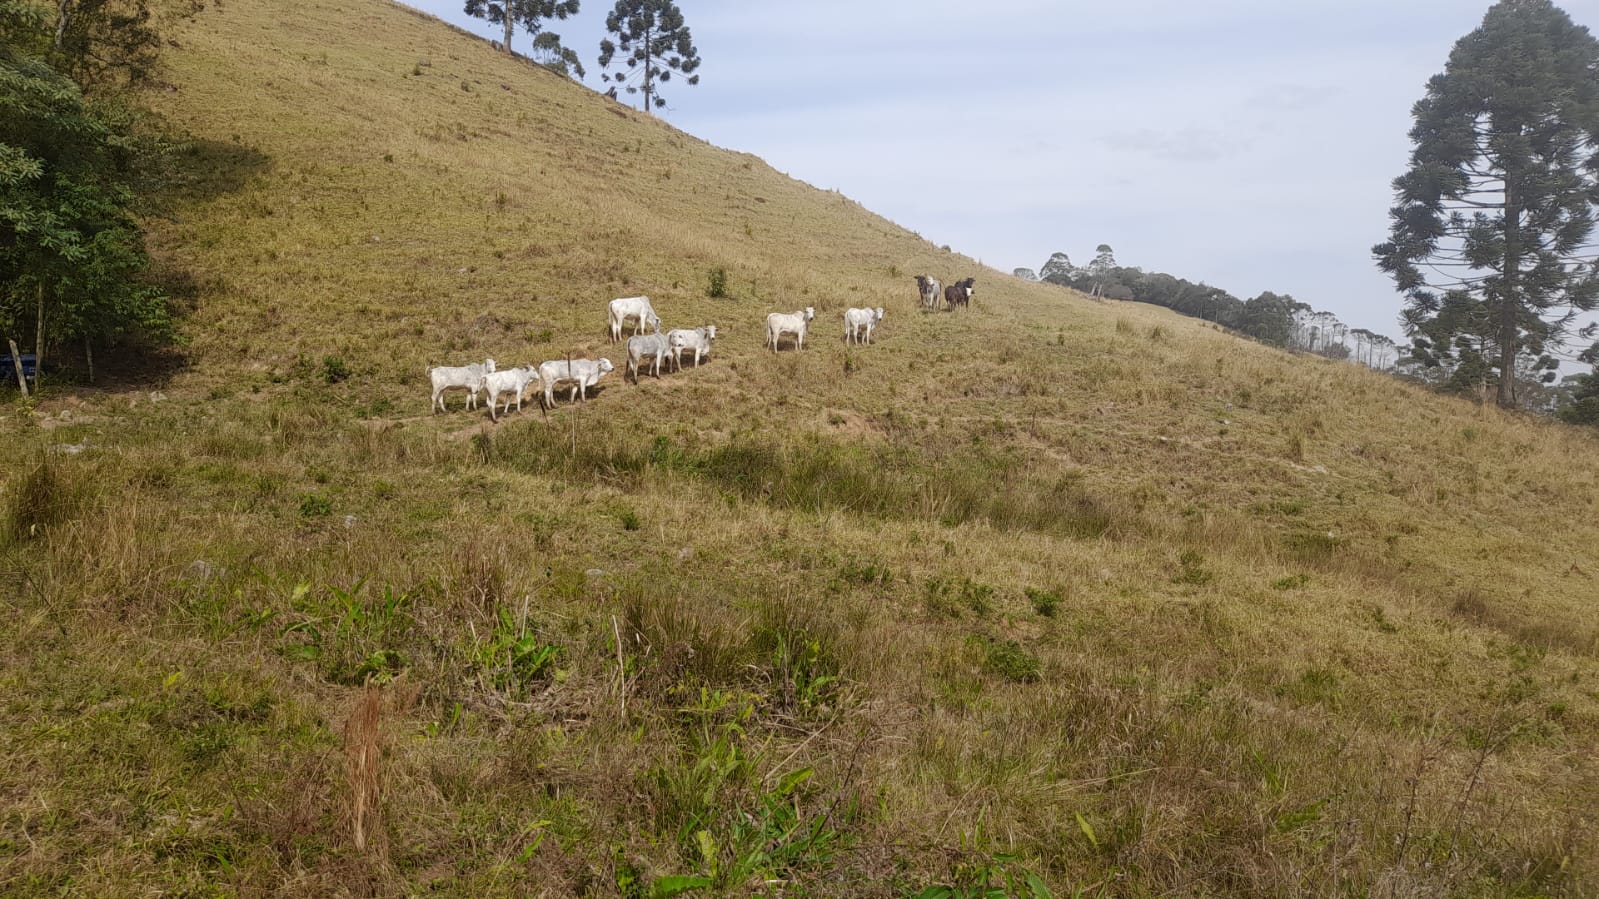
(1039, 252), (1075, 283)
(464, 0), (580, 68)
(528, 29), (584, 79)
(1375, 0), (1599, 408)
(1240, 291), (1300, 347)
(1087, 244), (1116, 298)
(597, 0), (700, 111)
(1012, 267), (1038, 282)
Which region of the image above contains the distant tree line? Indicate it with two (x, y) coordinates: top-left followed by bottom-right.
(1, 0), (202, 389)
(1029, 245), (1403, 369)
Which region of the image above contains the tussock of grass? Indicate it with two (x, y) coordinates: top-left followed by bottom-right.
(3, 456), (74, 545)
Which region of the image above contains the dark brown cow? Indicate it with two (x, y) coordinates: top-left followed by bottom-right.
(944, 277), (975, 310)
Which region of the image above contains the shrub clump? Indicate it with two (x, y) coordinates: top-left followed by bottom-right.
(1025, 587), (1062, 618)
(977, 636), (1042, 683)
(707, 266), (729, 298)
(321, 356), (352, 383)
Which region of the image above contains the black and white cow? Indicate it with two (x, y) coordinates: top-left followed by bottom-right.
(915, 275), (942, 311)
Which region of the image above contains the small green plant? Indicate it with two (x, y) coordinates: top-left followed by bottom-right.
(926, 577), (994, 618)
(1173, 550), (1214, 586)
(1024, 587), (1062, 618)
(321, 355), (351, 383)
(1369, 605), (1399, 634)
(839, 559), (891, 588)
(470, 606), (560, 696)
(1277, 667), (1343, 709)
(617, 507), (642, 531)
(298, 492), (333, 518)
(916, 850), (1054, 898)
(760, 625), (841, 717)
(707, 266), (728, 298)
(977, 636), (1042, 683)
(276, 581), (415, 685)
(1272, 574), (1310, 591)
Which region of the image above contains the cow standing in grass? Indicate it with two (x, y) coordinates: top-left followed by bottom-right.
(765, 308), (815, 352)
(945, 277), (975, 311)
(915, 275), (942, 311)
(608, 296), (661, 343)
(844, 307), (884, 344)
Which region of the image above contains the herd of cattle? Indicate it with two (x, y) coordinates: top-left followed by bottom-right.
(428, 275), (976, 419)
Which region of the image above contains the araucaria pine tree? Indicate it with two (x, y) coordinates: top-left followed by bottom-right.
(597, 0), (699, 111)
(463, 0), (579, 60)
(1375, 0), (1599, 407)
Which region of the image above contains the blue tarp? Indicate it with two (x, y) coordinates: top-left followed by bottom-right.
(1, 353), (39, 382)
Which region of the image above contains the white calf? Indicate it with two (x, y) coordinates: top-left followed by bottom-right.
(540, 357), (615, 407)
(666, 325), (717, 369)
(765, 308), (815, 352)
(429, 358), (496, 412)
(608, 296), (661, 343)
(626, 333), (671, 383)
(844, 307), (884, 344)
(483, 365), (539, 421)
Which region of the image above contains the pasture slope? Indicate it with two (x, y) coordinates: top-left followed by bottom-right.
(2, 0), (1598, 895)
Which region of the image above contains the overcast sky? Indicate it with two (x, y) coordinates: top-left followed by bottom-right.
(398, 0), (1599, 338)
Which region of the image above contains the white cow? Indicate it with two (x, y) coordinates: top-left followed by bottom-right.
(483, 365), (539, 421)
(429, 358), (496, 413)
(666, 325), (717, 370)
(765, 308), (815, 353)
(540, 357), (614, 407)
(608, 296), (661, 343)
(844, 307), (884, 344)
(626, 333), (672, 383)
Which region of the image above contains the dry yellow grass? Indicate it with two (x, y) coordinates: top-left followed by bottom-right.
(1, 0), (1598, 895)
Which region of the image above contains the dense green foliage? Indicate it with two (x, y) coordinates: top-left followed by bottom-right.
(0, 31), (167, 370)
(598, 0), (699, 111)
(1375, 0), (1599, 408)
(1557, 370), (1599, 423)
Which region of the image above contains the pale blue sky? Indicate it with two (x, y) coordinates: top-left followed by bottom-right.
(399, 0), (1599, 341)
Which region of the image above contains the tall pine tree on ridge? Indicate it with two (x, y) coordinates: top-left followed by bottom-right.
(1375, 0), (1599, 407)
(597, 0), (699, 112)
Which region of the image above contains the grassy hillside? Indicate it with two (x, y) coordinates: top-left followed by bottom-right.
(3, 0), (1598, 895)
